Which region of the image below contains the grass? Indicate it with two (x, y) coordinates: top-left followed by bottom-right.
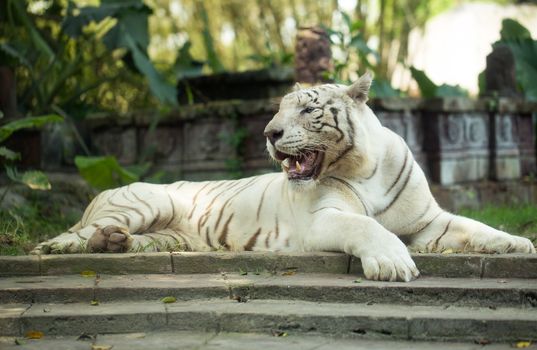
(458, 205), (537, 246)
(0, 200), (79, 255)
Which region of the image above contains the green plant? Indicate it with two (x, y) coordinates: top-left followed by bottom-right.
(410, 67), (468, 98)
(0, 114), (63, 192)
(493, 19), (537, 101)
(323, 12), (402, 98)
(0, 0), (181, 190)
(218, 110), (249, 179)
(220, 126), (248, 179)
(74, 156), (139, 191)
(0, 0), (179, 134)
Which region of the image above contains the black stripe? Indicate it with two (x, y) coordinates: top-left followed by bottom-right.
(214, 177), (259, 232)
(256, 177), (277, 221)
(327, 176), (369, 215)
(148, 231), (183, 245)
(385, 148), (409, 195)
(244, 228), (262, 251)
(107, 197), (146, 228)
(163, 192), (176, 228)
(131, 191), (155, 217)
(375, 161), (414, 216)
(327, 112), (355, 168)
(218, 213), (234, 248)
(146, 210), (161, 232)
(412, 199), (433, 226)
(364, 163), (378, 180)
(428, 218), (453, 252)
(265, 231), (272, 247)
(205, 181), (227, 196)
(310, 207), (343, 214)
(206, 227), (214, 249)
(414, 211), (443, 234)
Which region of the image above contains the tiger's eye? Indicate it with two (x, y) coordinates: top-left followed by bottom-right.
(302, 107), (315, 114)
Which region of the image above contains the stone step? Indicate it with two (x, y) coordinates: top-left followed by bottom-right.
(1, 252), (536, 278)
(1, 273), (536, 309)
(0, 331), (524, 350)
(2, 299), (536, 341)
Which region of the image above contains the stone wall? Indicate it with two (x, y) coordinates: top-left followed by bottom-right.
(51, 97), (536, 185)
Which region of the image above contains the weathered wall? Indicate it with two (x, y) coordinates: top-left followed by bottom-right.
(78, 97), (536, 185)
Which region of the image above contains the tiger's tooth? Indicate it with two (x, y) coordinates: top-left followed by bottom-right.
(282, 158), (290, 171)
(296, 161), (302, 172)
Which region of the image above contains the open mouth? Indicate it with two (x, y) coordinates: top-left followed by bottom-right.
(274, 150), (324, 180)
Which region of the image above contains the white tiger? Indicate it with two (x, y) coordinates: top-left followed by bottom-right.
(31, 73), (535, 282)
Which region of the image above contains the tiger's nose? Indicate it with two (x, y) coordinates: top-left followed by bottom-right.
(263, 128), (284, 146)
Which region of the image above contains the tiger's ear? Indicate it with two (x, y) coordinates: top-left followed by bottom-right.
(293, 82), (303, 92)
(347, 72), (373, 103)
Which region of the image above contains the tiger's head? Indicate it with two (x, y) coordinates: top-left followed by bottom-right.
(264, 73), (373, 188)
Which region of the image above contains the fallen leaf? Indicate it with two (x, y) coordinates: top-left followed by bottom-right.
(80, 270), (96, 277)
(91, 345), (113, 350)
(271, 330), (288, 337)
(441, 248), (454, 255)
(25, 331), (43, 339)
(232, 295), (248, 303)
(239, 268), (248, 276)
(77, 333), (94, 341)
(90, 300), (99, 306)
(42, 308), (50, 313)
(161, 296), (177, 304)
(514, 341), (531, 348)
(281, 270), (296, 276)
(353, 278), (363, 283)
(498, 279), (508, 284)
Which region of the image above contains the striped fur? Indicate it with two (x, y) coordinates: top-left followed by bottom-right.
(32, 73), (535, 281)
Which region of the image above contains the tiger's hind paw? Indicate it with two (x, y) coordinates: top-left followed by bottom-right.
(88, 225), (132, 253)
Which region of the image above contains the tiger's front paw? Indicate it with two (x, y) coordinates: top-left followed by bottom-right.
(88, 225), (132, 253)
(361, 254), (419, 282)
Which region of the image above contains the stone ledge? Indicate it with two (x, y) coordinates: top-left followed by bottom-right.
(2, 300), (536, 341)
(171, 251), (349, 274)
(1, 274), (534, 308)
(1, 252), (536, 278)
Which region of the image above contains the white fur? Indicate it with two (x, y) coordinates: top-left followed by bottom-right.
(32, 74), (536, 282)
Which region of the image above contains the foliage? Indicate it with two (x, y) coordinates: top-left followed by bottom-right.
(6, 167), (51, 191)
(0, 115), (62, 191)
(219, 112), (248, 179)
(493, 19), (537, 101)
(323, 12), (402, 98)
(0, 115), (62, 143)
(0, 0), (180, 191)
(0, 0), (176, 117)
(74, 156), (140, 190)
(410, 67), (468, 98)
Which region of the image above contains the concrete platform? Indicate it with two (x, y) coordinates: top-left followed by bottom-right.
(0, 331), (528, 350)
(0, 273), (535, 308)
(1, 252), (536, 278)
(1, 299), (536, 341)
(1, 252), (536, 344)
